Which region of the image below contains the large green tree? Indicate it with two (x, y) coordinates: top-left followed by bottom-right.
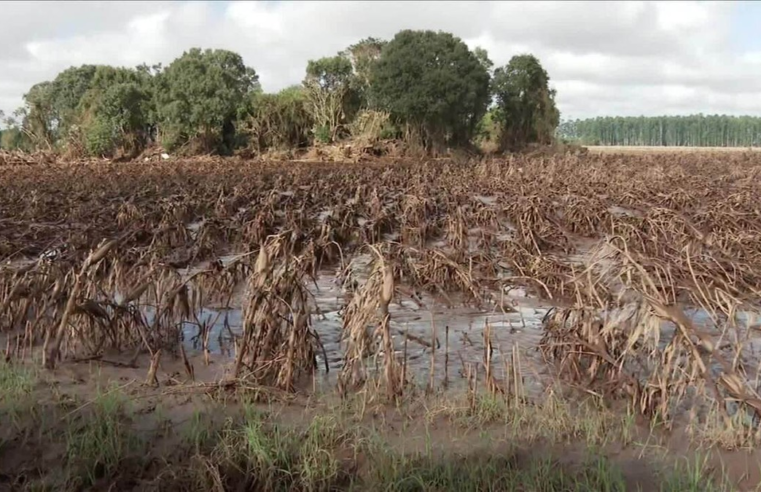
(17, 64), (151, 155)
(75, 66), (153, 157)
(369, 30), (490, 152)
(19, 65), (98, 149)
(299, 38), (388, 144)
(492, 54), (559, 149)
(48, 65), (98, 134)
(155, 48), (260, 154)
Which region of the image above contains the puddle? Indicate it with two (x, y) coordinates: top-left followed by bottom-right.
(7, 234), (761, 403)
(160, 255), (555, 394)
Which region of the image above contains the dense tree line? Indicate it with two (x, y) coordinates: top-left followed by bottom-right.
(557, 115), (761, 147)
(0, 30), (560, 157)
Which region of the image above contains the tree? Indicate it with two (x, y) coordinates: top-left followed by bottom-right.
(297, 37), (389, 144)
(47, 65), (98, 138)
(18, 64), (143, 154)
(18, 65), (99, 150)
(155, 48), (260, 154)
(340, 37), (387, 110)
(0, 109), (31, 152)
(0, 110), (17, 151)
(21, 81), (56, 149)
(244, 86), (314, 152)
(77, 66), (153, 157)
(473, 47), (494, 73)
(303, 56), (354, 143)
(0, 126), (28, 151)
(492, 54), (559, 149)
(474, 107), (500, 152)
(369, 30), (490, 152)
(561, 115), (761, 147)
(555, 119), (580, 143)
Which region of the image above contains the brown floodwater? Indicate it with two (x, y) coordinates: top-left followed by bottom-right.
(176, 240), (761, 420)
(179, 251), (555, 395)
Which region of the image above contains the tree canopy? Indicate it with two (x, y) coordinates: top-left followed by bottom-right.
(0, 30), (595, 157)
(369, 30), (491, 151)
(557, 115), (761, 147)
(47, 65), (99, 138)
(492, 54), (559, 150)
(155, 48), (260, 153)
(22, 81), (57, 149)
(243, 86), (313, 152)
(10, 64), (154, 156)
(6, 31), (761, 157)
(76, 66), (153, 157)
(340, 37), (387, 110)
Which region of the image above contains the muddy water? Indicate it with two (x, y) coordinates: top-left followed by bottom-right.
(177, 256), (554, 394)
(3, 248), (551, 394)
(173, 201), (559, 391)
(9, 210), (761, 405)
(169, 232), (761, 399)
(308, 271), (553, 393)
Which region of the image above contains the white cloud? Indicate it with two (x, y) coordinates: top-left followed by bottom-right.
(0, 0), (759, 121)
(657, 1), (712, 31)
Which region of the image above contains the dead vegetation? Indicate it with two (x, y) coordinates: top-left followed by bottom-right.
(2, 151), (761, 489)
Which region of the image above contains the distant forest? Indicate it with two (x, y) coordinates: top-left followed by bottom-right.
(557, 115), (761, 147)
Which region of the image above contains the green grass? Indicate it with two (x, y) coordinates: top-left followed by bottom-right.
(63, 385), (144, 488)
(182, 407), (218, 455)
(298, 414), (348, 490)
(203, 404), (355, 491)
(359, 448), (632, 492)
(0, 361), (39, 435)
(659, 453), (734, 492)
(439, 389), (637, 449)
(169, 393), (734, 492)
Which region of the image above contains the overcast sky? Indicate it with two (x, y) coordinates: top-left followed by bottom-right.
(3, 0), (761, 121)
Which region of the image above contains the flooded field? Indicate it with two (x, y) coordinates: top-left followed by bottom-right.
(164, 239), (761, 423)
(5, 153), (761, 490)
(2, 152), (761, 426)
(172, 252), (554, 393)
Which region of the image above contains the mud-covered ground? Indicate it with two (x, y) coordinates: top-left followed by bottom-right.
(2, 351), (760, 491)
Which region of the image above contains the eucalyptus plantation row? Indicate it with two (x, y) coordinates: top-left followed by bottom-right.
(557, 115), (761, 147)
(0, 30), (559, 157)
